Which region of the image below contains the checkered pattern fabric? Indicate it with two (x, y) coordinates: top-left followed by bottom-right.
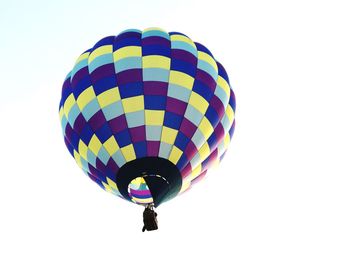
(128, 177), (154, 205)
(59, 28), (236, 203)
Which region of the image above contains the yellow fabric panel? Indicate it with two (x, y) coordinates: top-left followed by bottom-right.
(103, 136), (119, 155)
(224, 133), (231, 148)
(73, 150), (82, 169)
(88, 134), (102, 156)
(122, 95), (144, 113)
(63, 93), (76, 117)
(212, 158), (220, 168)
(198, 51), (218, 72)
(75, 51), (90, 64)
(182, 164), (202, 186)
(169, 71), (194, 90)
(190, 164), (202, 181)
(168, 146), (182, 164)
(88, 45), (113, 62)
(170, 34), (196, 48)
(59, 107), (64, 121)
(76, 86), (96, 110)
(121, 144), (136, 162)
(97, 87), (121, 108)
(145, 110), (164, 126)
(143, 27), (166, 32)
(198, 117), (214, 140)
(189, 92), (209, 114)
(131, 197), (154, 204)
(78, 140), (88, 160)
(113, 46), (141, 61)
(198, 142), (210, 161)
(180, 181), (191, 193)
(107, 177), (118, 190)
(161, 126), (178, 144)
(102, 182), (112, 193)
(226, 105), (235, 124)
(142, 55), (171, 69)
(217, 76), (231, 97)
(131, 177), (144, 186)
(138, 177), (146, 184)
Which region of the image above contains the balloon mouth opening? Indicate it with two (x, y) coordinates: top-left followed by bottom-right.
(127, 175), (170, 206)
(116, 157), (182, 207)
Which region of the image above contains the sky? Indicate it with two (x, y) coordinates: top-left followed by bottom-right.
(0, 0), (350, 262)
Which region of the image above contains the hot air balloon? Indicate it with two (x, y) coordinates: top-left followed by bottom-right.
(59, 27), (235, 231)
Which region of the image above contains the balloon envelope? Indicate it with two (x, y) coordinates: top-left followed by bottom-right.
(59, 28), (235, 207)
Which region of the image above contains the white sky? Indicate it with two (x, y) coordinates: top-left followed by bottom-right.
(1, 0), (350, 262)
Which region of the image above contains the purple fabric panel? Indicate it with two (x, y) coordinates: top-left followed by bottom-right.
(73, 113), (87, 134)
(184, 140), (197, 162)
(142, 36), (170, 47)
(129, 126), (146, 142)
(116, 69), (142, 85)
(171, 49), (197, 66)
(166, 97), (187, 115)
(143, 81), (168, 96)
(108, 115), (128, 134)
(179, 118), (197, 139)
(147, 141), (160, 156)
(196, 69), (216, 92)
(210, 96), (225, 119)
(90, 64), (115, 83)
(71, 67), (89, 87)
(88, 110), (106, 131)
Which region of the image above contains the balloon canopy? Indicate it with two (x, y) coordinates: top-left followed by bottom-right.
(59, 27), (235, 208)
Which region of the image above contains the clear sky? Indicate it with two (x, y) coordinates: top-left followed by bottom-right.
(1, 0), (350, 262)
